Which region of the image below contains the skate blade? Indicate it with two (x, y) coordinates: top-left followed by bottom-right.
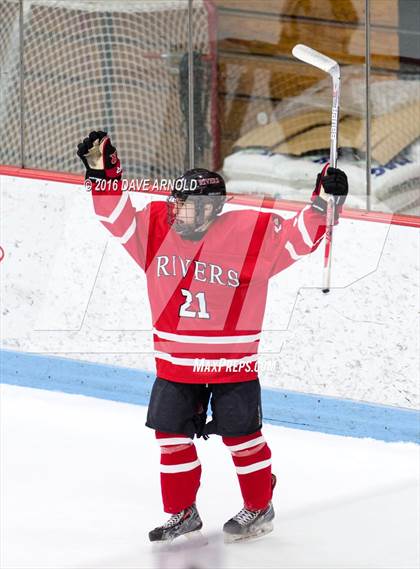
(184, 529), (208, 546)
(152, 530), (207, 551)
(223, 521), (273, 544)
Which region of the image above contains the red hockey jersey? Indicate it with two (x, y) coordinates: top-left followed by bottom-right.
(92, 189), (327, 383)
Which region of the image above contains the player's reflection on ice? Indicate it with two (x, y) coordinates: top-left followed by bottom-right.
(152, 530), (223, 569)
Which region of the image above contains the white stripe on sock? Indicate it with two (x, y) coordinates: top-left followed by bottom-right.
(235, 459), (271, 475)
(227, 436), (266, 452)
(158, 437), (193, 447)
(160, 459), (201, 474)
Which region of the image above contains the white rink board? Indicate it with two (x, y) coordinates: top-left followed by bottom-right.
(1, 175), (419, 409)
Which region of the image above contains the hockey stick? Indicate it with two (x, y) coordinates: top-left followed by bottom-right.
(292, 44), (341, 293)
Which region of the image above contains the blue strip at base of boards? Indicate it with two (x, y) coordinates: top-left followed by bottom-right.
(1, 349), (419, 443)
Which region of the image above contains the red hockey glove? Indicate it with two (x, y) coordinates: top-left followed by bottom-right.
(77, 131), (122, 181)
(311, 165), (348, 220)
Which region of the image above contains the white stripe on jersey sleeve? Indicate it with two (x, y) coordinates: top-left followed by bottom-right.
(297, 206), (314, 248)
(285, 240), (304, 261)
(96, 191), (129, 224)
(115, 218), (136, 244)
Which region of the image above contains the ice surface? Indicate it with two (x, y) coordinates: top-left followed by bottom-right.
(1, 385), (419, 569)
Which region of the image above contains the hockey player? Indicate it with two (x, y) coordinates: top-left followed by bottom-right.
(77, 131), (348, 543)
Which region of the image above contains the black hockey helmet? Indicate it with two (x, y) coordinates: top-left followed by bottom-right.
(168, 168), (226, 239)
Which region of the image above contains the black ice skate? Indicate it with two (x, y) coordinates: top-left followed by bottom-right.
(149, 504), (203, 543)
(223, 502), (275, 543)
(223, 474), (276, 543)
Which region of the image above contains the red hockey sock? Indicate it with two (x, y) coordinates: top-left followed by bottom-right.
(223, 430), (272, 511)
(156, 431), (201, 513)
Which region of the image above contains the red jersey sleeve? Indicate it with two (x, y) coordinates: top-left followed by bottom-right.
(266, 205), (328, 277)
(91, 185), (154, 271)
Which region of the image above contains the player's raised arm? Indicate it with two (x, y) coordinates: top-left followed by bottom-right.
(268, 164), (348, 276)
(77, 131), (147, 269)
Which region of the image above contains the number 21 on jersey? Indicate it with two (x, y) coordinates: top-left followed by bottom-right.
(179, 288), (210, 319)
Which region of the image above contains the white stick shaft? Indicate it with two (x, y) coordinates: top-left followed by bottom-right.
(323, 73), (341, 292)
(291, 44), (341, 293)
(329, 75), (341, 168)
(323, 197), (335, 292)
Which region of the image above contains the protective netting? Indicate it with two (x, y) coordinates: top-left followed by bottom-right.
(0, 0), (21, 166)
(0, 0), (216, 178)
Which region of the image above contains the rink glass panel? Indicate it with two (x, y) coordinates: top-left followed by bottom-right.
(0, 0), (419, 216)
(214, 0), (370, 205)
(215, 0), (418, 217)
